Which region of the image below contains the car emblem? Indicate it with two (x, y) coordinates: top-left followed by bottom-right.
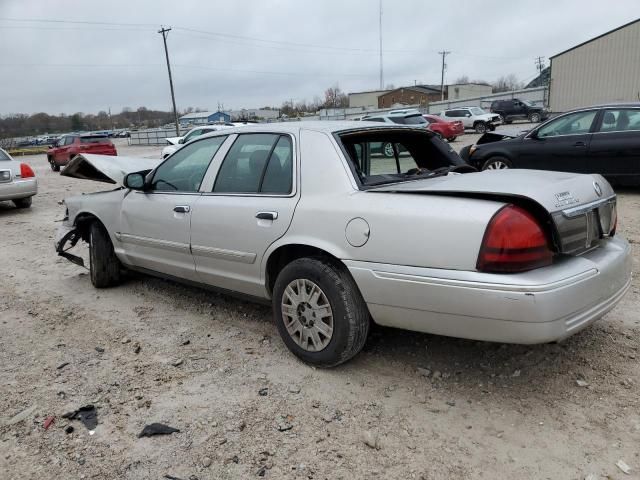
(593, 181), (602, 197)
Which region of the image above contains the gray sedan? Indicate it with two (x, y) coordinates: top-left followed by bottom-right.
(0, 147), (37, 208)
(55, 122), (631, 367)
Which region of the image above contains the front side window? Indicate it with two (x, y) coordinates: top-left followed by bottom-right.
(64, 136), (75, 146)
(598, 109), (640, 132)
(537, 110), (597, 138)
(151, 135), (227, 192)
(213, 134), (293, 194)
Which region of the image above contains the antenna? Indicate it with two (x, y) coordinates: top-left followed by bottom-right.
(379, 0), (384, 89)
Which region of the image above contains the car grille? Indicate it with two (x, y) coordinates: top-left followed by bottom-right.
(0, 169), (11, 183)
(551, 196), (616, 255)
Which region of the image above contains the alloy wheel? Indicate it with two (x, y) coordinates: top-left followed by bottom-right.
(485, 160), (510, 170)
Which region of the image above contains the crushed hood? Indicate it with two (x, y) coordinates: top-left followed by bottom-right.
(369, 169), (614, 214)
(61, 154), (161, 185)
(165, 136), (183, 145)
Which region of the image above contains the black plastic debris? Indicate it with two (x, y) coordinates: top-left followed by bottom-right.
(65, 425), (74, 434)
(138, 423), (180, 438)
(56, 362), (70, 370)
(62, 405), (98, 430)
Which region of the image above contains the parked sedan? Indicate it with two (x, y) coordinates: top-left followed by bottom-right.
(0, 147), (37, 208)
(461, 103), (640, 186)
(162, 125), (235, 159)
(55, 122), (631, 367)
(423, 114), (464, 141)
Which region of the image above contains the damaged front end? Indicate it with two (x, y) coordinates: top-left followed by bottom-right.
(55, 223), (86, 267)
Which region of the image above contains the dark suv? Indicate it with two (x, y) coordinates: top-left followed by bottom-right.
(490, 98), (548, 124)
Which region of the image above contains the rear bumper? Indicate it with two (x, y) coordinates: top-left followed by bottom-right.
(346, 237), (632, 344)
(0, 178), (38, 201)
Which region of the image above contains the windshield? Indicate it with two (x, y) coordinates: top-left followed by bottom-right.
(80, 135), (110, 144)
(520, 99), (534, 107)
(470, 107), (486, 115)
(402, 114), (427, 125)
(338, 129), (464, 188)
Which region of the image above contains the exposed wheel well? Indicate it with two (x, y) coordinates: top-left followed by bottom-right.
(265, 244), (343, 296)
(73, 213), (103, 242)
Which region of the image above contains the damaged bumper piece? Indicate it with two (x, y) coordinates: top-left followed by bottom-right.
(55, 224), (85, 267)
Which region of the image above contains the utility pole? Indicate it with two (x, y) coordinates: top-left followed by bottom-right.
(158, 26), (180, 136)
(379, 0), (384, 89)
(438, 51), (450, 102)
(535, 56), (545, 77)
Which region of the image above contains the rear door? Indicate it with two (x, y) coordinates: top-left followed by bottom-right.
(119, 135), (228, 280)
(587, 107), (640, 182)
(190, 132), (298, 297)
(518, 109), (598, 172)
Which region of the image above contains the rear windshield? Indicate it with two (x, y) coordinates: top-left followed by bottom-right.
(0, 149), (9, 161)
(470, 107), (486, 115)
(338, 129), (464, 188)
(389, 114), (427, 125)
(80, 136), (111, 144)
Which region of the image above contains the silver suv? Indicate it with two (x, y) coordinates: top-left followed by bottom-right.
(362, 109), (429, 156)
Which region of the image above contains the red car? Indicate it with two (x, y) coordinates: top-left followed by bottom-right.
(422, 114), (464, 142)
(47, 134), (117, 172)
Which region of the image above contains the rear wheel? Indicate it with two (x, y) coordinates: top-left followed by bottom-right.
(482, 156), (512, 171)
(13, 197), (32, 209)
(382, 142), (394, 158)
(474, 122), (487, 134)
(89, 222), (122, 288)
(447, 136), (457, 142)
(272, 257), (370, 367)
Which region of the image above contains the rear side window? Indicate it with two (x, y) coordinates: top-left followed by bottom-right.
(598, 109), (640, 132)
(213, 134), (293, 194)
(0, 149), (9, 161)
(80, 136), (110, 144)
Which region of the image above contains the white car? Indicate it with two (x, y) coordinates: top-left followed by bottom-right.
(440, 107), (501, 134)
(0, 147), (38, 208)
(162, 125), (233, 159)
(56, 122), (630, 367)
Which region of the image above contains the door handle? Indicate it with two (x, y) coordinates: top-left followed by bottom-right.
(256, 211), (278, 220)
(173, 205), (191, 213)
(573, 141), (586, 147)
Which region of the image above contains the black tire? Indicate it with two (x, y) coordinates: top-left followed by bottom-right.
(89, 222), (122, 288)
(49, 157), (60, 172)
(474, 122), (487, 134)
(482, 156), (512, 171)
(447, 136), (457, 142)
(529, 112), (541, 123)
(13, 196), (32, 209)
(272, 257), (370, 368)
(382, 142), (394, 158)
(505, 120), (513, 124)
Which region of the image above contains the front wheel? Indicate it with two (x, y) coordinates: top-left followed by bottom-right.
(529, 112), (541, 123)
(89, 222), (122, 288)
(382, 142), (394, 158)
(482, 156), (512, 171)
(49, 157), (60, 172)
(272, 257), (370, 368)
(474, 122), (487, 134)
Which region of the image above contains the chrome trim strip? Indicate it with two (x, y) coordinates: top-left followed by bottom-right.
(115, 232), (190, 253)
(561, 195), (616, 218)
(191, 244), (256, 264)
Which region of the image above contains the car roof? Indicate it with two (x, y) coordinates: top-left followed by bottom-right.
(196, 120), (430, 138)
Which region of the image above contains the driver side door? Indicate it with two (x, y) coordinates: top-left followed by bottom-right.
(118, 135), (227, 280)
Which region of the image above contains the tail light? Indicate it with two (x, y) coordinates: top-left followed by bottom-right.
(477, 205), (553, 273)
(20, 163), (35, 178)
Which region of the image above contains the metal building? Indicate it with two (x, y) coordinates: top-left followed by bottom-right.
(549, 18), (640, 112)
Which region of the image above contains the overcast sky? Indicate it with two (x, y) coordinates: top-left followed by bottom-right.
(1, 0), (639, 115)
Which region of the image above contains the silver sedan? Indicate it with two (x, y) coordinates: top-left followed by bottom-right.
(55, 122), (631, 367)
(0, 147), (37, 208)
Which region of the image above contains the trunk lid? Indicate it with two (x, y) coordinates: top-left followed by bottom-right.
(370, 169), (617, 255)
(61, 154), (161, 185)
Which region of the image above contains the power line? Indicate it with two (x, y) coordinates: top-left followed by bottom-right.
(158, 26), (179, 136)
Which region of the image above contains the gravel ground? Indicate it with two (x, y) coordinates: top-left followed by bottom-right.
(1, 132), (639, 480)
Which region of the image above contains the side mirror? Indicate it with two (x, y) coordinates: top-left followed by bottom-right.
(124, 172), (146, 190)
(465, 113), (472, 117)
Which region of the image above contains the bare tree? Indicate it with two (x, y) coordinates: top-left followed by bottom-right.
(492, 74), (524, 93)
(324, 84), (348, 108)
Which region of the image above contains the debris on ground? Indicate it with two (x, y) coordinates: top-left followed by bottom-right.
(3, 404), (38, 426)
(616, 459), (631, 475)
(576, 379), (589, 387)
(288, 384), (301, 394)
(56, 362), (70, 370)
(64, 425), (74, 434)
(258, 387), (268, 396)
(361, 430), (380, 450)
(43, 416), (55, 430)
(95, 346), (105, 353)
(138, 423), (180, 438)
(172, 358), (184, 367)
(133, 342), (141, 354)
(275, 415), (293, 432)
(62, 405), (98, 431)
